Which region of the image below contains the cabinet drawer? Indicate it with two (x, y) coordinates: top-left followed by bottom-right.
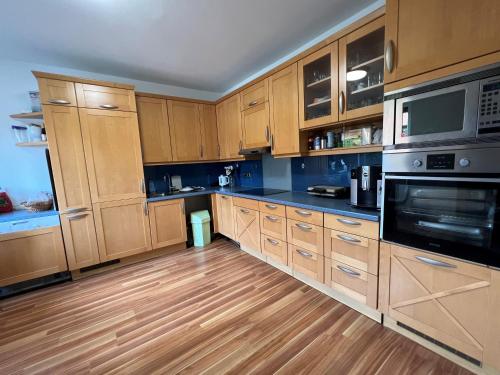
(260, 213), (286, 241)
(259, 201), (286, 217)
(75, 83), (136, 112)
(286, 206), (323, 226)
(233, 196), (259, 210)
(261, 235), (287, 265)
(324, 229), (379, 275)
(325, 258), (377, 309)
(240, 79), (269, 110)
(287, 219), (323, 255)
(38, 78), (77, 106)
(324, 213), (379, 240)
(288, 244), (324, 282)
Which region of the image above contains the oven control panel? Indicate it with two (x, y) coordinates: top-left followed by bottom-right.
(478, 76), (500, 135)
(426, 154), (455, 170)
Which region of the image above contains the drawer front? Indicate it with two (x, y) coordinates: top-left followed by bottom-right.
(38, 78), (77, 106)
(233, 196), (259, 210)
(259, 201), (286, 217)
(287, 219), (323, 255)
(286, 206), (323, 226)
(260, 213), (286, 241)
(325, 258), (377, 309)
(75, 83), (136, 112)
(241, 79), (269, 110)
(324, 229), (379, 275)
(324, 213), (379, 240)
(288, 244), (324, 282)
(261, 235), (287, 265)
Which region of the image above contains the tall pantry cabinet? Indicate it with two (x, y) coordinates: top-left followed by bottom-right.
(36, 73), (151, 270)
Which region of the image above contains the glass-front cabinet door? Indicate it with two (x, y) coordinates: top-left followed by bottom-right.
(339, 17), (385, 121)
(298, 42), (338, 129)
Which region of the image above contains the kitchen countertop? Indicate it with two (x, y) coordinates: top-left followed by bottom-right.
(0, 210), (60, 235)
(0, 209), (59, 223)
(147, 187), (380, 222)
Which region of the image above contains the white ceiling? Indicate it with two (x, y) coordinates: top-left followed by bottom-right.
(0, 0), (381, 94)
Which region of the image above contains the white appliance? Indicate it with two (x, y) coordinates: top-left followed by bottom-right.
(218, 175), (230, 187)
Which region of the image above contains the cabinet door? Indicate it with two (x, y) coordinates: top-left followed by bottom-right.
(240, 79), (269, 110)
(339, 17), (384, 120)
(261, 235), (287, 265)
(43, 105), (92, 213)
(269, 64), (301, 156)
(287, 219), (324, 255)
(60, 211), (100, 270)
(388, 244), (491, 362)
(93, 198), (152, 261)
(168, 100), (203, 161)
(216, 194), (234, 239)
(298, 43), (339, 129)
(0, 226), (67, 287)
(79, 109), (145, 203)
(288, 243), (324, 282)
(149, 199), (187, 249)
(199, 104), (219, 160)
(235, 207), (261, 252)
(75, 83), (136, 112)
(216, 94), (243, 159)
(241, 102), (270, 149)
(385, 0), (500, 85)
(38, 78), (77, 106)
(136, 96), (173, 164)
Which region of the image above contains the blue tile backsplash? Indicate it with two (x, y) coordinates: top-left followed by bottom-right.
(291, 152), (382, 191)
(144, 160), (263, 193)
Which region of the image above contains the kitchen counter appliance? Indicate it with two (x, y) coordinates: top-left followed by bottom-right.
(307, 185), (349, 198)
(350, 166), (382, 209)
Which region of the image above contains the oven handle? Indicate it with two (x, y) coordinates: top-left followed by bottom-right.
(383, 175), (500, 183)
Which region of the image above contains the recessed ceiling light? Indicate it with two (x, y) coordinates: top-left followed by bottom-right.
(346, 70), (367, 81)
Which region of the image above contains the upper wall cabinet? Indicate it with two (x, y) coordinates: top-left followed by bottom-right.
(339, 17), (385, 120)
(76, 84), (137, 112)
(298, 43), (339, 129)
(167, 100), (203, 162)
(269, 63), (301, 156)
(385, 0), (500, 88)
(199, 104), (219, 160)
(240, 80), (271, 149)
(38, 78), (77, 106)
(136, 96), (173, 164)
(216, 94), (243, 160)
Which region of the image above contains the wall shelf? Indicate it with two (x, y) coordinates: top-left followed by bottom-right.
(15, 141), (48, 148)
(306, 76), (331, 88)
(10, 112), (44, 126)
(350, 82), (384, 95)
(306, 144), (382, 157)
(349, 55), (384, 71)
(306, 97), (331, 108)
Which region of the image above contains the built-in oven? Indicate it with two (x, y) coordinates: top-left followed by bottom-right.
(382, 147), (500, 269)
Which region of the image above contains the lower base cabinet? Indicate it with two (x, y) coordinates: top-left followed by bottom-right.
(0, 226), (67, 287)
(288, 243), (324, 283)
(216, 194), (235, 239)
(234, 205), (260, 252)
(93, 198), (152, 262)
(148, 199), (187, 249)
(261, 235), (287, 265)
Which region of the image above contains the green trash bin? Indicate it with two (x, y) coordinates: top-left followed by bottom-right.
(191, 210), (211, 247)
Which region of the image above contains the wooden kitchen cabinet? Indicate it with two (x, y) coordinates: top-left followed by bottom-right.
(38, 78), (77, 106)
(240, 80), (270, 149)
(148, 199), (187, 249)
(0, 226), (67, 287)
(261, 235), (287, 265)
(240, 79), (269, 110)
(269, 64), (301, 156)
(216, 194), (235, 239)
(235, 205), (261, 252)
(60, 211), (100, 270)
(298, 43), (339, 129)
(260, 212), (286, 241)
(339, 17), (384, 120)
(75, 83), (137, 112)
(324, 213), (379, 240)
(79, 109), (146, 203)
(93, 198), (152, 261)
(167, 100), (203, 161)
(136, 96), (173, 164)
(43, 105), (92, 213)
(216, 94), (243, 159)
(199, 104), (219, 160)
(288, 243), (324, 282)
(287, 219), (323, 255)
(385, 0), (500, 87)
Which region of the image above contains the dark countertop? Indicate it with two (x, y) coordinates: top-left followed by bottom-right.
(147, 187), (380, 222)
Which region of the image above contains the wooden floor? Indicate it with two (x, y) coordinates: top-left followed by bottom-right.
(0, 240), (471, 375)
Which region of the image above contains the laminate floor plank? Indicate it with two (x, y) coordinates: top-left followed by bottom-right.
(0, 239), (472, 374)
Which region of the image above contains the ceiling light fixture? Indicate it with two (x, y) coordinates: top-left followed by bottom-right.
(346, 69), (367, 81)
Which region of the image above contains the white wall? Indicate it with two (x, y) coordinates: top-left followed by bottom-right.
(0, 58), (221, 207)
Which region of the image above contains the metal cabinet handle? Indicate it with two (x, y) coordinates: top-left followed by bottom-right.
(217, 144), (221, 157)
(265, 204), (277, 210)
(385, 40), (395, 73)
(295, 209), (311, 217)
(248, 100), (258, 107)
(296, 249), (313, 258)
(265, 215), (279, 222)
(266, 238), (279, 246)
(140, 178), (146, 194)
(99, 104), (118, 109)
(337, 218), (361, 226)
(48, 99), (70, 105)
(265, 126), (270, 142)
(143, 201), (149, 216)
(336, 234), (361, 244)
(336, 265), (361, 277)
(239, 140), (242, 151)
(67, 213), (88, 221)
(63, 207), (87, 215)
(200, 145), (204, 158)
(415, 256), (456, 269)
(221, 195), (229, 200)
(295, 223), (312, 231)
(338, 91), (345, 114)
(240, 208), (250, 214)
(271, 134), (275, 150)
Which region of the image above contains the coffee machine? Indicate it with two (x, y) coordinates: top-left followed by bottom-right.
(350, 166), (382, 209)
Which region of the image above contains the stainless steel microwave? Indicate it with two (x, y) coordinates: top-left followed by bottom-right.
(383, 64), (500, 149)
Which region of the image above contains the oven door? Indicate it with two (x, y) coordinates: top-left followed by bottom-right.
(394, 82), (480, 145)
(382, 175), (500, 268)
